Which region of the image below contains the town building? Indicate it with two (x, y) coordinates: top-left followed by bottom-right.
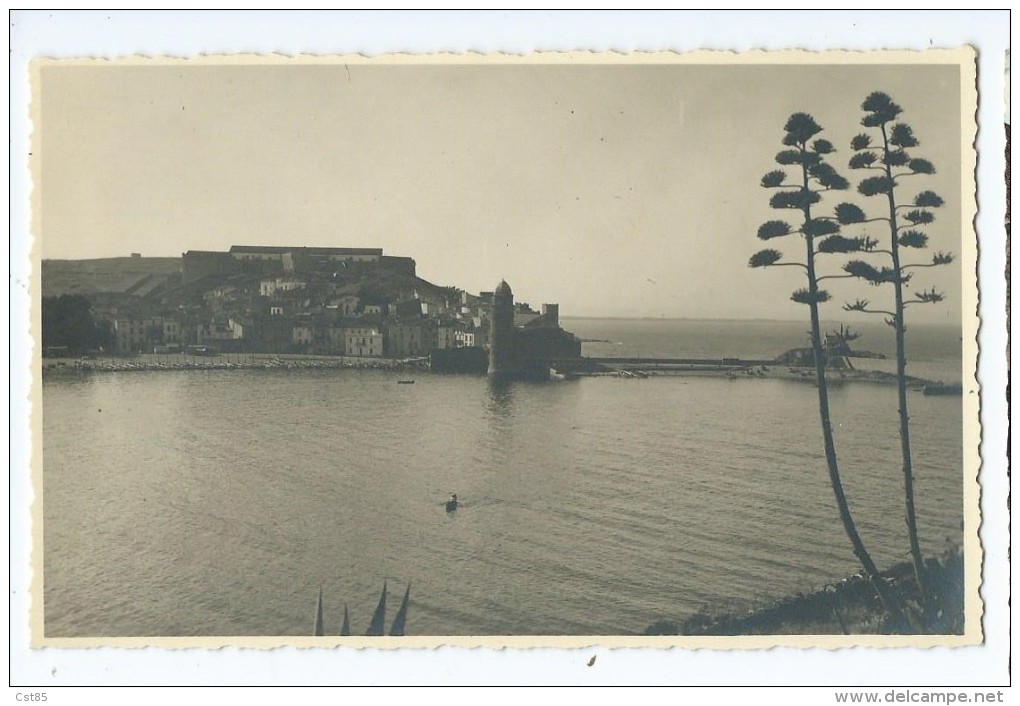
(345, 326), (384, 358)
(260, 277), (306, 297)
(113, 316), (182, 353)
(196, 319), (244, 349)
(327, 294), (361, 316)
(432, 322), (457, 351)
(387, 322), (428, 357)
(323, 323), (348, 355)
(292, 323), (314, 351)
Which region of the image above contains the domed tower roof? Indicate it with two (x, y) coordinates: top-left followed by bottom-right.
(495, 280), (512, 296)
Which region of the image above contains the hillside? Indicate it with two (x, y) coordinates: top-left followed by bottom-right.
(41, 255), (460, 318)
(42, 257), (182, 298)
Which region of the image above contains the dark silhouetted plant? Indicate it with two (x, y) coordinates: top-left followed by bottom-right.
(749, 112), (908, 630)
(825, 324), (861, 357)
(839, 92), (955, 622)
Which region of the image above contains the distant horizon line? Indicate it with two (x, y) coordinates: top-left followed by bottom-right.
(561, 315), (964, 328)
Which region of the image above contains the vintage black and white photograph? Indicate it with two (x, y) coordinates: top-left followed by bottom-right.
(31, 50), (979, 645)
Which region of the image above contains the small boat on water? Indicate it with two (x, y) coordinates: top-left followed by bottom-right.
(445, 494), (458, 512)
(549, 368), (580, 381)
(397, 379), (415, 385)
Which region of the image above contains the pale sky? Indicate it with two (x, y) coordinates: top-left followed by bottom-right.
(37, 58), (965, 322)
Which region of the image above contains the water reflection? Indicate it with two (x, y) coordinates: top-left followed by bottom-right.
(41, 370), (98, 390)
(480, 377), (517, 468)
(486, 376), (514, 417)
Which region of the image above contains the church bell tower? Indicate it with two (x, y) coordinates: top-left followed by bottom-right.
(487, 280), (515, 376)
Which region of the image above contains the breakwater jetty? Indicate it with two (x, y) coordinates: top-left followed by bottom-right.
(588, 356), (775, 369)
(553, 356), (935, 388)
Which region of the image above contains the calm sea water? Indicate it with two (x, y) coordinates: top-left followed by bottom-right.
(42, 319), (964, 636)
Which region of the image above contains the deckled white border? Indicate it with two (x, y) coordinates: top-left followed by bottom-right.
(26, 47), (983, 652)
(10, 10), (1010, 687)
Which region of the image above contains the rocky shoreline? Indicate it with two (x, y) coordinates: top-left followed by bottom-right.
(41, 353), (422, 374)
(644, 548), (964, 636)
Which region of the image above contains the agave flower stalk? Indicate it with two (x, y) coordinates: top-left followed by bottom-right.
(839, 92), (955, 621)
(750, 112), (908, 630)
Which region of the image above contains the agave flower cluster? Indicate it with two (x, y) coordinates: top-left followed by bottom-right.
(837, 91), (954, 310)
(749, 112), (875, 301)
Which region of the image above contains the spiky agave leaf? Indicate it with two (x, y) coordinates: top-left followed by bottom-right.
(913, 190), (945, 208)
(913, 287), (945, 304)
(897, 230), (928, 248)
(843, 298), (872, 312)
(829, 324), (861, 343)
(784, 113), (823, 145)
(860, 236), (880, 251)
(757, 220), (793, 240)
(849, 151), (878, 169)
(889, 123), (919, 148)
(761, 170), (787, 188)
(850, 133), (872, 151)
(908, 158), (935, 174)
(858, 176), (895, 197)
(812, 138), (835, 154)
(791, 288), (831, 305)
(835, 202), (867, 225)
(932, 251), (954, 265)
(749, 249), (784, 268)
(802, 219), (840, 238)
(769, 189), (821, 211)
(903, 209), (935, 225)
